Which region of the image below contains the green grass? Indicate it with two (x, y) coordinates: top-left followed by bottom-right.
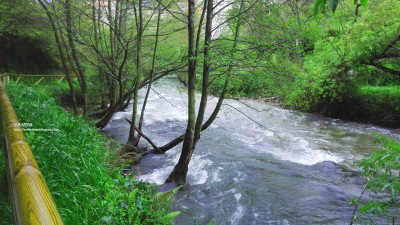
(0, 83), (179, 224)
(355, 85), (400, 127)
(33, 81), (83, 107)
(358, 85), (400, 104)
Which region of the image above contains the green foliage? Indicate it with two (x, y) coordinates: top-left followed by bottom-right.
(358, 85), (400, 107)
(0, 145), (13, 224)
(0, 83), (179, 224)
(0, 0), (40, 37)
(33, 81), (83, 107)
(203, 0), (400, 127)
(277, 0), (400, 126)
(350, 134), (400, 224)
(283, 35), (355, 111)
(314, 0), (368, 15)
(0, 34), (60, 74)
(345, 0), (400, 66)
(101, 177), (181, 225)
(314, 0), (339, 15)
(0, 0), (60, 74)
(353, 86), (400, 127)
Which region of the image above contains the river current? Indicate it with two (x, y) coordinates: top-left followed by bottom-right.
(102, 76), (400, 224)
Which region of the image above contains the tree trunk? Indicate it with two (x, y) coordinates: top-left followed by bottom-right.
(127, 0), (143, 145)
(165, 0), (209, 184)
(92, 0), (108, 110)
(136, 5), (162, 144)
(192, 0), (213, 147)
(38, 0), (78, 115)
(66, 0), (88, 117)
(158, 0), (244, 154)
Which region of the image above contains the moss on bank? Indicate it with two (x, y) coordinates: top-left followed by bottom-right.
(0, 83), (179, 224)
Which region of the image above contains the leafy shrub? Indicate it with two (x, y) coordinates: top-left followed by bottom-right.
(350, 134), (400, 224)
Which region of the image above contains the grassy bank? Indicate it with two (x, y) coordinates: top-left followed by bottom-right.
(339, 86), (400, 128)
(0, 83), (179, 224)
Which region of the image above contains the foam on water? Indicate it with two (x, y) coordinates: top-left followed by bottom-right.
(233, 170), (246, 183)
(280, 139), (343, 165)
(187, 154), (213, 185)
(234, 193), (241, 201)
(137, 152), (213, 186)
(211, 167), (223, 183)
(232, 128), (344, 165)
(137, 165), (174, 185)
(112, 111), (131, 120)
(230, 189), (245, 224)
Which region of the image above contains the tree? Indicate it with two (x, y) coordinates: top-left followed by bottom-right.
(37, 0), (78, 115)
(164, 0), (205, 184)
(127, 0), (144, 146)
(85, 0), (185, 130)
(164, 0), (247, 184)
(66, 0), (88, 117)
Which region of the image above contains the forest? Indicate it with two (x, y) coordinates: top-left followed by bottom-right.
(0, 0), (399, 224)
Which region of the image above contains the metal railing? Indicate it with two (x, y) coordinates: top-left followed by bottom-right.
(0, 80), (63, 224)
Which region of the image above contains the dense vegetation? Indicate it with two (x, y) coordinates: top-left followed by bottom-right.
(0, 0), (399, 223)
(0, 83), (179, 224)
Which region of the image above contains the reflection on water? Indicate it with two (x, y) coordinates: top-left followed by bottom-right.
(102, 76), (400, 224)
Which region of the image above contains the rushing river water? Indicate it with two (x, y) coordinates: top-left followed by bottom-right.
(102, 76), (400, 225)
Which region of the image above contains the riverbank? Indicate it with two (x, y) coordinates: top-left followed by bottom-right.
(0, 83), (179, 224)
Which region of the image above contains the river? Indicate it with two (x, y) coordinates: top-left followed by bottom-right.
(102, 76), (400, 225)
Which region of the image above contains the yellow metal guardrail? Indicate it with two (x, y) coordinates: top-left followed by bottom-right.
(0, 80), (63, 224)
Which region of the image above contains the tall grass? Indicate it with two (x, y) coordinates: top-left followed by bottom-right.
(0, 83), (179, 224)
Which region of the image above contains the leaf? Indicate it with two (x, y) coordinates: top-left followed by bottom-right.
(313, 0), (324, 16)
(329, 0), (339, 13)
(391, 185), (396, 200)
(163, 211), (181, 221)
(360, 0), (368, 7)
(381, 182), (391, 191)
